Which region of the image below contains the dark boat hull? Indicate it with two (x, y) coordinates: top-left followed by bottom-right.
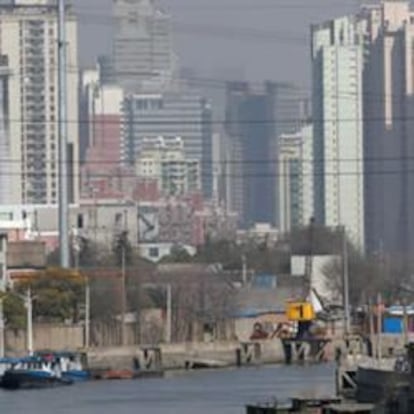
(62, 370), (90, 382)
(356, 366), (411, 403)
(356, 366), (414, 413)
(0, 370), (73, 390)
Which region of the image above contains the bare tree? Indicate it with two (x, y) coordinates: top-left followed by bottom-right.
(322, 251), (414, 306)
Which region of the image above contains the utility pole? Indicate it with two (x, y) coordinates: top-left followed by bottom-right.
(0, 297), (4, 358)
(403, 299), (408, 347)
(72, 230), (90, 350)
(376, 293), (383, 362)
(241, 254), (247, 286)
(58, 0), (69, 268)
(121, 239), (126, 346)
(305, 218), (314, 296)
(85, 278), (90, 349)
(368, 298), (375, 357)
(26, 288), (34, 356)
(165, 284), (172, 343)
(120, 210), (128, 346)
(342, 226), (350, 336)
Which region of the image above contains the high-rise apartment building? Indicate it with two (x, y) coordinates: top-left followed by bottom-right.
(0, 56), (10, 205)
(225, 81), (304, 228)
(112, 0), (174, 91)
(311, 16), (365, 250)
(136, 136), (200, 196)
(122, 92), (212, 198)
(278, 124), (314, 234)
(0, 0), (79, 205)
(360, 1), (414, 254)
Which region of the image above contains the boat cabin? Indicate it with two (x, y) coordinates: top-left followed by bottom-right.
(0, 358), (19, 377)
(35, 351), (87, 372)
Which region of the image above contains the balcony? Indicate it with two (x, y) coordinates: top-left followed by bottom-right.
(26, 124), (46, 133)
(25, 46), (44, 56)
(26, 37), (44, 46)
(26, 143), (46, 152)
(25, 95), (45, 104)
(25, 59), (45, 69)
(26, 134), (45, 142)
(25, 66), (45, 76)
(25, 103), (46, 111)
(25, 71), (45, 80)
(26, 116), (46, 123)
(26, 164), (46, 172)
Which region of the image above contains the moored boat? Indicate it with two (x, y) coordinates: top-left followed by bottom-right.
(1, 369), (73, 390)
(34, 351), (90, 382)
(0, 358), (19, 378)
(353, 345), (414, 412)
(0, 356), (74, 390)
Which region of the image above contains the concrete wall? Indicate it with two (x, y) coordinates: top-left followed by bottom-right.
(6, 324), (84, 356)
(87, 340), (285, 371)
(4, 322), (289, 370)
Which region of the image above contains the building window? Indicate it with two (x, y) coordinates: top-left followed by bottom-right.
(77, 214), (84, 229)
(149, 247), (159, 258)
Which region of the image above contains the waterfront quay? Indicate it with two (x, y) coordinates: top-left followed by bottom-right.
(87, 340), (286, 372)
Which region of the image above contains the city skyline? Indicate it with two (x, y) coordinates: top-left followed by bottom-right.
(73, 0), (358, 86)
(2, 1), (414, 400)
(0, 0), (413, 256)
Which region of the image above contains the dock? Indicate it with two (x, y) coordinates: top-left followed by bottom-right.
(246, 398), (375, 414)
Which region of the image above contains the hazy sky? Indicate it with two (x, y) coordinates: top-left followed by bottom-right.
(73, 0), (361, 88)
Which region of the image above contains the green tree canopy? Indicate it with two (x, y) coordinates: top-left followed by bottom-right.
(15, 267), (85, 323)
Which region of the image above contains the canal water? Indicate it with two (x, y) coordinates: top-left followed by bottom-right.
(0, 364), (335, 414)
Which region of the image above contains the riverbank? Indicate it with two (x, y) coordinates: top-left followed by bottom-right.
(87, 340), (287, 371)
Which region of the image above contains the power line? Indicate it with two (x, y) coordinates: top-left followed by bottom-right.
(4, 169), (414, 179)
(1, 155), (414, 165)
(13, 62), (410, 103)
(3, 115), (414, 125)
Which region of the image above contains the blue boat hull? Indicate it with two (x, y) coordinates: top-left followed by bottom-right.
(62, 370), (90, 382)
(0, 370), (73, 390)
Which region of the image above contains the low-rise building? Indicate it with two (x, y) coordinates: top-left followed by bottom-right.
(236, 223), (279, 247)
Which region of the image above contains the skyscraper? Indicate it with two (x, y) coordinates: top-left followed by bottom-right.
(225, 81), (303, 228)
(360, 1), (414, 254)
(278, 124), (314, 234)
(0, 0), (79, 205)
(0, 56), (10, 205)
(122, 92), (213, 198)
(112, 0), (174, 91)
(311, 16), (365, 250)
